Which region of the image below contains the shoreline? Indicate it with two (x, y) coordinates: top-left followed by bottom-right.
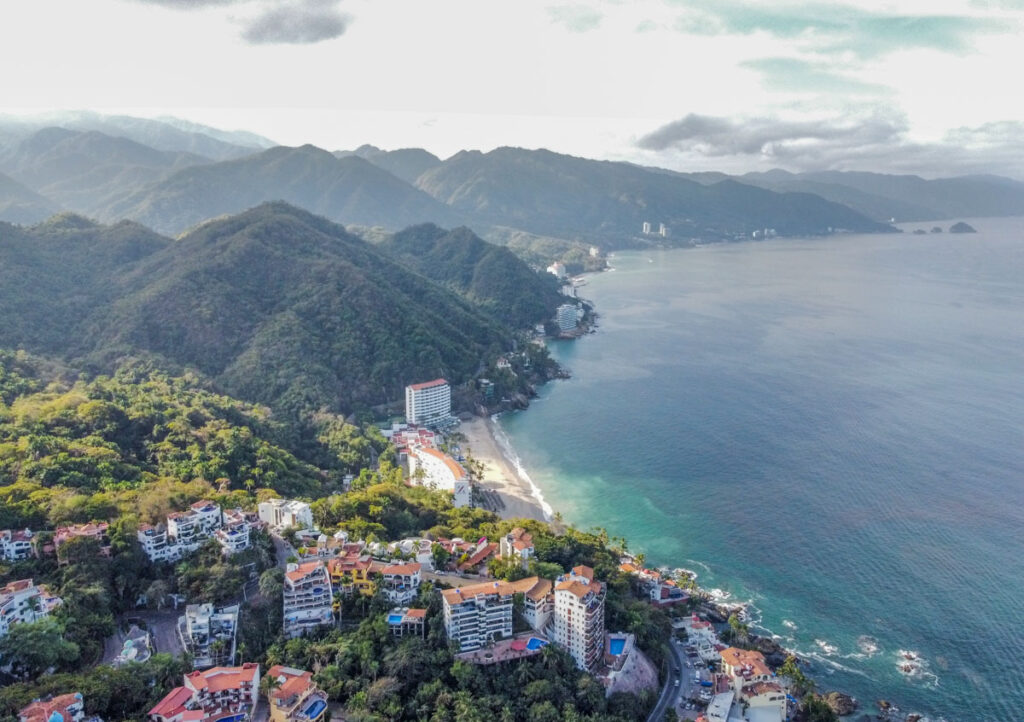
(459, 414), (552, 522)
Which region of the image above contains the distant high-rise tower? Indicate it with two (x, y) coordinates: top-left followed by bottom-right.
(405, 379), (451, 427)
(658, 223), (667, 237)
(642, 222), (651, 234)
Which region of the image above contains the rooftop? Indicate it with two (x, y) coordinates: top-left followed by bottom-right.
(720, 647), (772, 678)
(408, 378), (448, 391)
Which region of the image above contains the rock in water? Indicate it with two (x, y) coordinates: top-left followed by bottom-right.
(824, 692), (858, 716)
(949, 221), (977, 233)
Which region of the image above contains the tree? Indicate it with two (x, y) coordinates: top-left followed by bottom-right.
(260, 567), (285, 598)
(801, 695), (840, 722)
(0, 617), (80, 679)
(146, 579), (171, 610)
(778, 655), (815, 697)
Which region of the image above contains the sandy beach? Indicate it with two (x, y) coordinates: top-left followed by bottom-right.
(458, 416), (549, 522)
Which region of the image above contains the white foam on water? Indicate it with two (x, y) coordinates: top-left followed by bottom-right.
(491, 414), (555, 521)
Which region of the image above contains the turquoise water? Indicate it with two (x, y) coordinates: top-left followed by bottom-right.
(527, 637), (549, 651)
(499, 219), (1024, 721)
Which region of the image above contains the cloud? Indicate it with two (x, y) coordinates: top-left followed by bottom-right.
(635, 113), (1024, 177)
(241, 0), (350, 44)
(740, 57), (889, 96)
(548, 4), (604, 33)
(130, 0), (249, 7)
(670, 2), (1008, 58)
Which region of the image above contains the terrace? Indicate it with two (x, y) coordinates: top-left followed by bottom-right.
(455, 633), (550, 665)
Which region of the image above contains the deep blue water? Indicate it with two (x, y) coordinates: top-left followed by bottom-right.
(499, 219), (1024, 721)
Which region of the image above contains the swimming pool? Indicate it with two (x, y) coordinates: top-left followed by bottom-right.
(609, 638), (626, 656)
(526, 637), (548, 651)
(302, 699), (327, 720)
(387, 614), (404, 624)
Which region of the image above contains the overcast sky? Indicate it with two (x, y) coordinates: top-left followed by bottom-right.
(3, 0), (1024, 176)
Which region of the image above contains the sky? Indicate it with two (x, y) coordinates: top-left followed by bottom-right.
(2, 0), (1024, 177)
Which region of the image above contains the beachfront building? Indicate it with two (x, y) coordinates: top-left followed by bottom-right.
(18, 693), (99, 722)
(387, 607), (427, 638)
(546, 261), (567, 279)
(53, 522), (111, 564)
(180, 603), (239, 669)
(167, 501), (223, 554)
(283, 561), (334, 638)
(404, 379), (451, 427)
(258, 499), (314, 532)
(551, 566), (606, 671)
(556, 304), (578, 332)
(0, 579), (62, 638)
(265, 665), (327, 722)
(379, 562), (421, 605)
(408, 445), (471, 508)
(149, 664), (260, 722)
(499, 527), (534, 566)
(0, 529), (35, 561)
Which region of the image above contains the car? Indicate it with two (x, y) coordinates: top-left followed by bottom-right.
(674, 680), (680, 687)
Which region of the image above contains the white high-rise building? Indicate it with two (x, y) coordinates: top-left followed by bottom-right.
(556, 304), (578, 332)
(642, 221), (651, 234)
(282, 561), (334, 638)
(167, 501), (223, 553)
(408, 445), (471, 507)
(0, 579), (62, 638)
(551, 566), (605, 670)
(441, 576), (549, 652)
(258, 499), (314, 532)
(180, 603), (239, 669)
(405, 379), (451, 427)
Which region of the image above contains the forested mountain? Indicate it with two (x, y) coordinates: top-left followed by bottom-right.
(335, 144), (443, 184)
(102, 145), (458, 235)
(0, 128), (208, 214)
(414, 147), (893, 242)
(739, 169), (1024, 222)
(378, 223), (566, 328)
(0, 170), (59, 224)
(0, 204), (510, 415)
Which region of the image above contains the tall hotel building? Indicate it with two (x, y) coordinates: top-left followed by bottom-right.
(405, 378), (451, 427)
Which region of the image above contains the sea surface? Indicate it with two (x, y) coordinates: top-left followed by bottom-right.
(498, 218), (1024, 722)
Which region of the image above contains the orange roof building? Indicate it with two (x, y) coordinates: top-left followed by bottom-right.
(150, 664), (260, 722)
(18, 693), (86, 722)
(265, 666), (326, 722)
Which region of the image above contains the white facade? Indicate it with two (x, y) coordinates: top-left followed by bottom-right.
(283, 561), (334, 639)
(546, 262), (567, 279)
(404, 379), (451, 427)
(167, 501), (223, 553)
(441, 581), (515, 652)
(0, 529), (34, 561)
(137, 524), (183, 563)
(0, 579), (61, 638)
(215, 509), (252, 555)
(380, 563), (421, 605)
(551, 566), (606, 671)
(259, 499), (314, 532)
(556, 304), (578, 332)
(408, 446), (471, 507)
(180, 603), (239, 669)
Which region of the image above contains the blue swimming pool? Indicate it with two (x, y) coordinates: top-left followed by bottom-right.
(609, 638), (626, 656)
(215, 714), (246, 722)
(526, 637), (548, 651)
(387, 614), (404, 624)
(303, 698), (327, 720)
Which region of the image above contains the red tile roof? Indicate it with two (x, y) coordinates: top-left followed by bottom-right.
(285, 561), (325, 582)
(408, 378), (447, 391)
(381, 562), (421, 576)
(458, 543), (497, 571)
(185, 663), (259, 694)
(149, 685), (194, 718)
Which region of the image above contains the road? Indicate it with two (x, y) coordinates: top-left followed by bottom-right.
(647, 635), (685, 722)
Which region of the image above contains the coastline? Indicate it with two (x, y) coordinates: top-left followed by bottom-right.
(460, 414), (552, 522)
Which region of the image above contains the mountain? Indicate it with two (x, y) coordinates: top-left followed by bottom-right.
(103, 145), (459, 235)
(0, 127), (209, 214)
(336, 144), (443, 184)
(415, 147), (893, 243)
(0, 204), (509, 415)
(0, 171), (60, 224)
(0, 110), (271, 160)
(378, 223), (566, 328)
(740, 169), (1024, 222)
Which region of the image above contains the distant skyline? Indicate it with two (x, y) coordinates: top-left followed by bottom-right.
(3, 0), (1024, 177)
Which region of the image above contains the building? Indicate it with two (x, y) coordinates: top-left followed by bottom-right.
(0, 579), (62, 638)
(18, 693), (97, 722)
(379, 562), (421, 605)
(137, 523), (182, 564)
(456, 540), (497, 573)
(719, 647), (773, 693)
(546, 261), (567, 279)
(551, 566), (606, 671)
(283, 561), (334, 639)
(327, 553), (376, 597)
(517, 577), (553, 631)
(387, 607), (427, 638)
(0, 529), (35, 561)
(214, 510), (251, 555)
(53, 522), (111, 564)
(556, 304), (578, 332)
(658, 223), (667, 237)
(265, 665), (327, 722)
(180, 603), (239, 669)
(167, 501), (223, 553)
(258, 499), (314, 532)
(441, 576), (548, 652)
(499, 527), (534, 566)
(149, 664), (260, 722)
(642, 221), (652, 234)
(408, 445), (471, 507)
(404, 379), (451, 427)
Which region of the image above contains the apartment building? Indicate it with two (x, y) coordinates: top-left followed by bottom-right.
(387, 608), (427, 638)
(282, 561), (334, 639)
(137, 523), (182, 564)
(551, 566), (606, 671)
(167, 501), (223, 553)
(326, 553), (376, 597)
(18, 693), (95, 722)
(379, 562), (421, 605)
(214, 510), (251, 555)
(265, 665), (327, 722)
(0, 529), (35, 562)
(441, 576), (549, 652)
(149, 664), (260, 722)
(404, 379), (451, 427)
(0, 579), (62, 638)
(53, 522), (111, 564)
(258, 499), (314, 532)
(179, 603), (239, 669)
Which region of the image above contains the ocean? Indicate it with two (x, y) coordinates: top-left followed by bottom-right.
(497, 218), (1024, 721)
